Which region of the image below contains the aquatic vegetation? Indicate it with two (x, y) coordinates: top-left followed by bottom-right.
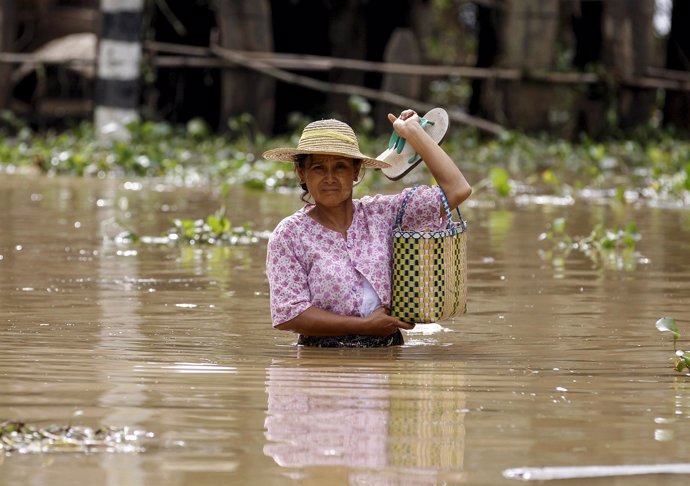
(539, 219), (642, 271)
(443, 128), (690, 203)
(577, 222), (641, 270)
(166, 206), (264, 245)
(1, 110), (689, 205)
(656, 317), (690, 373)
(0, 115), (297, 190)
(537, 217), (573, 271)
(489, 167), (512, 197)
(103, 207), (268, 247)
(539, 217), (572, 249)
(0, 420), (152, 454)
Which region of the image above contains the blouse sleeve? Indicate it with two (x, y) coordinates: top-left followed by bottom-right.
(266, 223), (312, 327)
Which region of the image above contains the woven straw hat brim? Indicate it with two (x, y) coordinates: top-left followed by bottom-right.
(378, 107), (450, 180)
(262, 148), (390, 168)
(263, 118), (391, 169)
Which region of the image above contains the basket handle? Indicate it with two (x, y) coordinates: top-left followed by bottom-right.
(442, 186), (467, 235)
(394, 185), (467, 234)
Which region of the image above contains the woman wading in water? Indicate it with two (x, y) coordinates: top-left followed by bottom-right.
(264, 109), (471, 347)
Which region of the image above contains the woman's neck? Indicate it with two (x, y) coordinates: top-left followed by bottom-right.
(309, 201), (354, 237)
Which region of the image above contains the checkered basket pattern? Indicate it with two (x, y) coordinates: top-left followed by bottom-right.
(391, 187), (467, 323)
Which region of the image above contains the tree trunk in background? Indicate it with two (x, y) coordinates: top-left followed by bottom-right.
(0, 0), (16, 110)
(217, 0), (274, 135)
(663, 0), (690, 132)
(374, 28), (422, 132)
(497, 0), (560, 132)
(571, 0), (608, 138)
(327, 0), (427, 132)
(469, 5), (499, 121)
(602, 0), (656, 130)
(327, 0), (367, 123)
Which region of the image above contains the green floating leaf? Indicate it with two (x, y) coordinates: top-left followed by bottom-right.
(552, 217), (566, 235)
(490, 167), (511, 197)
(677, 351), (690, 373)
(656, 316), (680, 339)
(208, 207), (231, 235)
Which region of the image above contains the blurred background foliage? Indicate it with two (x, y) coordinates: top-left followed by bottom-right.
(0, 0), (687, 205)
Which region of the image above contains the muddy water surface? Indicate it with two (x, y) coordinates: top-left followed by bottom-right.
(1, 175), (690, 485)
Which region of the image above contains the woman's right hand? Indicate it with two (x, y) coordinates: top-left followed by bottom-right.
(363, 307), (415, 336)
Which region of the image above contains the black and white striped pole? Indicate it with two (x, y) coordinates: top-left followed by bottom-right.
(95, 0), (143, 141)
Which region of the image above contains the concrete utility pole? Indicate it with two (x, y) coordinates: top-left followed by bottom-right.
(95, 0), (143, 141)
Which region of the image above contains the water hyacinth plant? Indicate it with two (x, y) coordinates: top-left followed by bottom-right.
(166, 206), (264, 245)
(104, 207), (268, 247)
(1, 106), (690, 205)
(578, 222), (641, 270)
(656, 317), (690, 373)
(539, 219), (643, 271)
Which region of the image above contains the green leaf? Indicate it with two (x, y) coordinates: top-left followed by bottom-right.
(490, 167), (511, 197)
(541, 169), (560, 186)
(206, 214), (230, 235)
(243, 179), (266, 190)
(656, 317), (680, 339)
(206, 215), (223, 234)
(220, 182), (231, 199)
(680, 357), (690, 371)
(552, 217), (566, 235)
(675, 355), (689, 373)
(614, 186), (626, 203)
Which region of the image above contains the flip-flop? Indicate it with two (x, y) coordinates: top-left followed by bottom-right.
(378, 107), (449, 181)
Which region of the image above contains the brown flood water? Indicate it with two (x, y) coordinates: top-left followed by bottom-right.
(1, 174), (690, 485)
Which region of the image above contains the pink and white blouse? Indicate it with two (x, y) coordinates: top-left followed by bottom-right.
(266, 185), (446, 327)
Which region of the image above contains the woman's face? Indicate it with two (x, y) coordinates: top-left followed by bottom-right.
(297, 155), (361, 207)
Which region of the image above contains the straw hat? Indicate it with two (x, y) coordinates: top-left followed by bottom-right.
(378, 107), (449, 180)
(262, 119), (390, 169)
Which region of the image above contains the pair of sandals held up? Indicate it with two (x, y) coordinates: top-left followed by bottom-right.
(377, 107), (449, 181)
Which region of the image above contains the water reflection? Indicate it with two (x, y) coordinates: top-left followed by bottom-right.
(264, 362), (391, 469)
(98, 183), (148, 486)
(654, 377), (690, 444)
(263, 358), (467, 482)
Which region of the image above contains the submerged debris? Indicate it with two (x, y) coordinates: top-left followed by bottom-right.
(0, 420), (153, 455)
(503, 463), (690, 481)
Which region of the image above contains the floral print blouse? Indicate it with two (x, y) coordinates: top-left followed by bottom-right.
(266, 185), (445, 327)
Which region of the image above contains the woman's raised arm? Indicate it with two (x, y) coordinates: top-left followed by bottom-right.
(387, 110), (472, 210)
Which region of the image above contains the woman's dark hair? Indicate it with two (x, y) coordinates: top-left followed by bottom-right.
(294, 155), (362, 204)
(294, 155), (311, 203)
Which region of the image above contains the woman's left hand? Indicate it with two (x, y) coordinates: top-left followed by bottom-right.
(387, 110), (421, 139)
